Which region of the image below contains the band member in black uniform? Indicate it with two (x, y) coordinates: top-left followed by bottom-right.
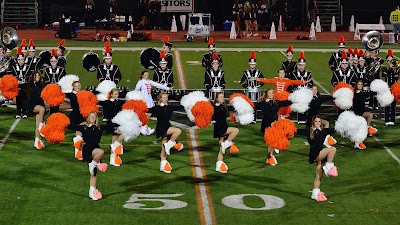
(202, 38), (223, 71)
(0, 46), (12, 77)
(331, 51), (357, 87)
(354, 50), (371, 107)
(306, 85), (333, 128)
(26, 39), (41, 74)
(153, 50), (174, 88)
(163, 36), (173, 70)
(367, 49), (384, 109)
(149, 92), (184, 174)
(11, 47), (30, 118)
(67, 111), (121, 201)
(296, 115), (338, 202)
(328, 35), (346, 71)
(204, 53), (226, 98)
(57, 39), (67, 68)
(255, 89), (292, 165)
(25, 72), (46, 149)
(44, 49), (66, 114)
(347, 48), (354, 70)
(282, 45), (297, 76)
(364, 50), (373, 66)
(350, 47), (359, 71)
(382, 49), (399, 126)
(20, 39), (28, 59)
(97, 45), (121, 85)
(213, 92), (239, 174)
(353, 80), (377, 149)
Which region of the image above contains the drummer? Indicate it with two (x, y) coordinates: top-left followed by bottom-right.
(26, 39), (41, 74)
(204, 53), (226, 98)
(57, 39), (67, 68)
(97, 45), (122, 85)
(153, 50), (174, 88)
(163, 36), (173, 70)
(202, 38), (223, 71)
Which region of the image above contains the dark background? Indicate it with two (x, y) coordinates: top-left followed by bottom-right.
(38, 0), (400, 30)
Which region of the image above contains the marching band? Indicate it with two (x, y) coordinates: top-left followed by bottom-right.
(1, 33), (399, 203)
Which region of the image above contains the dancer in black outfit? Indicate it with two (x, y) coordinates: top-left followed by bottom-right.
(67, 111), (121, 200)
(213, 92), (239, 174)
(25, 71), (46, 149)
(306, 85), (333, 128)
(254, 89), (291, 165)
(297, 115), (338, 202)
(149, 92), (184, 174)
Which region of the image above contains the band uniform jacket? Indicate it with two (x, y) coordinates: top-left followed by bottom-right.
(331, 68), (357, 87)
(240, 69), (265, 88)
(354, 64), (371, 86)
(166, 52), (173, 70)
(282, 60), (297, 75)
(202, 53), (223, 71)
(288, 70), (314, 89)
(382, 66), (400, 87)
(11, 63), (31, 84)
(57, 55), (67, 68)
(153, 67), (174, 87)
(204, 69), (226, 90)
(328, 51), (342, 71)
(0, 55), (13, 76)
(97, 63), (122, 84)
(26, 56), (41, 73)
(44, 66), (66, 84)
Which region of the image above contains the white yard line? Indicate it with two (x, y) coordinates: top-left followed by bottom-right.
(372, 136), (400, 165)
(174, 50), (187, 89)
(64, 50), (71, 57)
(0, 119), (20, 150)
(188, 128), (214, 225)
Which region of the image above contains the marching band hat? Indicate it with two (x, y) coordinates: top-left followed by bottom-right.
(104, 45), (112, 58)
(353, 47), (359, 59)
(340, 51), (348, 63)
(298, 52), (306, 63)
(212, 53), (220, 63)
(347, 48), (353, 58)
(338, 35), (345, 48)
(160, 50), (167, 64)
(249, 51), (256, 64)
(208, 38), (215, 51)
(286, 45), (293, 54)
(386, 49), (393, 60)
(28, 39), (35, 51)
(163, 36), (172, 48)
(58, 39), (66, 52)
(358, 50), (365, 61)
(50, 49), (58, 60)
(16, 46), (24, 59)
(20, 39), (27, 53)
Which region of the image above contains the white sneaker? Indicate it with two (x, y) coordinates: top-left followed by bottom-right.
(220, 140), (232, 154)
(163, 140), (176, 155)
(38, 122), (45, 137)
(160, 160), (172, 173)
(147, 127), (155, 135)
(89, 187), (102, 200)
(140, 126), (148, 135)
(274, 149), (280, 154)
(215, 161), (228, 173)
(15, 115), (21, 119)
(88, 161), (98, 176)
(322, 162), (334, 177)
(34, 137), (45, 149)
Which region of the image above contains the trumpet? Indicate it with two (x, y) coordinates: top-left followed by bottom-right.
(390, 58), (399, 68)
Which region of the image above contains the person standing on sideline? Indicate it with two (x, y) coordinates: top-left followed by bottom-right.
(390, 6), (400, 44)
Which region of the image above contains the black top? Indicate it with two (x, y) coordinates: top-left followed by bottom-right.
(166, 52), (173, 70)
(204, 69), (226, 90)
(255, 100), (291, 133)
(153, 68), (174, 87)
(331, 68), (357, 87)
(354, 65), (371, 86)
(288, 70), (314, 89)
(57, 55), (67, 68)
(97, 63), (122, 85)
(65, 92), (85, 124)
(25, 80), (45, 114)
(44, 66), (66, 84)
(297, 127), (336, 163)
(328, 51), (342, 71)
(26, 56), (41, 74)
(282, 60), (297, 74)
(150, 104), (184, 138)
(212, 103), (233, 138)
(202, 53), (223, 71)
(382, 67), (400, 87)
(100, 99), (125, 122)
(240, 69), (265, 88)
(353, 90), (373, 116)
(11, 63), (31, 84)
(306, 95), (334, 127)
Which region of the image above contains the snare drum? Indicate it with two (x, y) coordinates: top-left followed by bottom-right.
(209, 86), (223, 100)
(246, 87), (261, 101)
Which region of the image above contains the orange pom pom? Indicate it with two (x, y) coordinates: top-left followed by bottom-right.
(391, 81), (400, 102)
(264, 127), (290, 150)
(41, 113), (70, 143)
(273, 118), (297, 138)
(277, 105), (291, 117)
(122, 99), (149, 125)
(77, 90), (99, 117)
(229, 93), (255, 108)
(333, 81), (354, 93)
(41, 84), (65, 107)
(0, 75), (19, 99)
(191, 101), (214, 128)
(274, 91), (290, 101)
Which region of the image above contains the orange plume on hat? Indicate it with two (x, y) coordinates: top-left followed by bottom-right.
(339, 35), (345, 43)
(341, 51), (347, 59)
(163, 36), (169, 44)
(160, 50), (166, 59)
(287, 45), (293, 52)
(388, 49), (393, 57)
(16, 47), (23, 55)
(29, 39), (35, 47)
(21, 39), (27, 47)
(353, 47), (359, 55)
(58, 39), (65, 47)
(348, 48), (353, 55)
(212, 53), (219, 60)
(208, 37), (214, 46)
(249, 51), (256, 59)
(358, 49), (364, 57)
(51, 49), (57, 57)
(299, 52), (305, 60)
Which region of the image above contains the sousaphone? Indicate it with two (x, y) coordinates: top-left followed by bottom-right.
(0, 27), (18, 73)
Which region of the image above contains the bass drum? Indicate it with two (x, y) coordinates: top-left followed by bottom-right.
(140, 48), (160, 70)
(38, 50), (51, 69)
(82, 52), (100, 72)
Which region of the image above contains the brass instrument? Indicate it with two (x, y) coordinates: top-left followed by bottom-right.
(0, 27), (18, 73)
(362, 30), (383, 52)
(390, 58), (399, 68)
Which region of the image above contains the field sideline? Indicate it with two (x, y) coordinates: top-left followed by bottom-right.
(1, 42), (400, 225)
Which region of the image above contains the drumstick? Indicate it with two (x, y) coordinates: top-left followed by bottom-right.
(149, 60), (157, 68)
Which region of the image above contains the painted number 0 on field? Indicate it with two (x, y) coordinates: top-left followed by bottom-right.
(222, 194), (285, 210)
(123, 194), (188, 210)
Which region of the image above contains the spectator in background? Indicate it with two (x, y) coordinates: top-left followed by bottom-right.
(259, 0), (269, 30)
(390, 6), (400, 44)
(232, 2), (241, 36)
(109, 0), (118, 22)
(251, 3), (259, 36)
(308, 0), (318, 23)
(83, 0), (96, 28)
(137, 0), (149, 29)
(149, 0), (161, 30)
(243, 1), (252, 37)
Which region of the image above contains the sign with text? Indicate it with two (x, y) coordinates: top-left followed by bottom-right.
(161, 0), (194, 13)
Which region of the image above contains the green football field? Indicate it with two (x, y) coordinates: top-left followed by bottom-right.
(1, 40), (400, 225)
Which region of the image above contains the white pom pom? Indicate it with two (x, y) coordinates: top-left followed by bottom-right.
(230, 96), (253, 115)
(96, 93), (108, 102)
(333, 88), (353, 110)
(236, 113), (254, 125)
(370, 79), (390, 93)
(58, 74), (80, 93)
(112, 110), (142, 141)
(96, 80), (116, 95)
(126, 90), (145, 101)
(290, 103), (309, 113)
(335, 111), (368, 143)
(377, 92), (394, 107)
(180, 91), (209, 122)
(289, 87), (313, 104)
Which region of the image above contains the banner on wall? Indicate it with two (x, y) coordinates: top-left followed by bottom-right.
(161, 0), (194, 12)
